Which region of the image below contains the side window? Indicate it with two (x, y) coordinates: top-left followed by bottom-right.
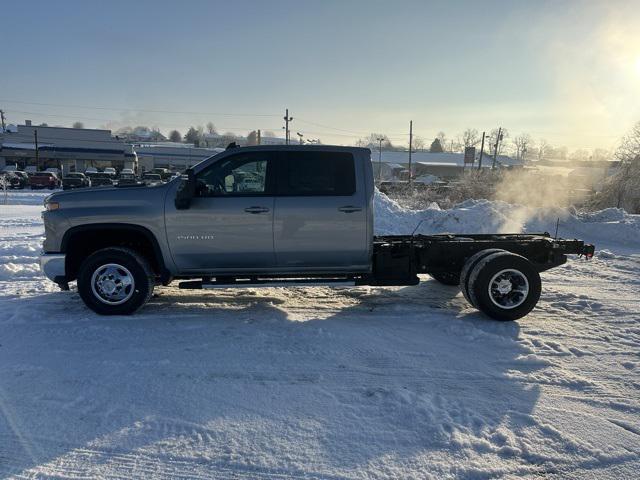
(196, 152), (271, 197)
(280, 152), (356, 196)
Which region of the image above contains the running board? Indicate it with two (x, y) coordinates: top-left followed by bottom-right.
(178, 278), (356, 290)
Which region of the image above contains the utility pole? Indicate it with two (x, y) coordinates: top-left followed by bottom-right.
(478, 131), (486, 170)
(408, 120), (413, 186)
(492, 127), (502, 170)
(257, 129), (261, 145)
(0, 110), (6, 132)
(283, 108), (293, 145)
(34, 129), (39, 171)
(376, 136), (384, 182)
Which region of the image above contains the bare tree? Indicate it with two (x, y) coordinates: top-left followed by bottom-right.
(169, 130), (182, 142)
(488, 128), (509, 156)
(356, 133), (394, 150)
(412, 136), (425, 152)
(72, 121), (84, 129)
(588, 122), (640, 212)
(461, 128), (480, 148)
(206, 122), (217, 134)
(512, 133), (532, 163)
(537, 139), (549, 161)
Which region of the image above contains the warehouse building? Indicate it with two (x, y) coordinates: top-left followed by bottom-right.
(0, 122), (136, 173)
(134, 144), (223, 172)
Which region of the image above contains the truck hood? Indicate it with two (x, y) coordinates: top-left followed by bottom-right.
(46, 180), (175, 209)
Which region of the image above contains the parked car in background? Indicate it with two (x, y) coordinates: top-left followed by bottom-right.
(62, 172), (91, 190)
(117, 173), (139, 186)
(25, 166), (38, 175)
(0, 171), (14, 188)
(10, 171), (29, 189)
(142, 172), (163, 186)
(1, 171), (29, 189)
(120, 168), (134, 175)
(85, 167), (98, 175)
(87, 172), (114, 187)
(104, 167), (117, 177)
(151, 168), (172, 180)
(29, 171), (60, 190)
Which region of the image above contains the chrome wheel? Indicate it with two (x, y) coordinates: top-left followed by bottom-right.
(488, 269), (529, 310)
(90, 263), (135, 305)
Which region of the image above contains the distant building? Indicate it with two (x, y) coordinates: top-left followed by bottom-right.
(0, 123), (136, 173)
(134, 143), (223, 171)
(371, 151), (520, 180)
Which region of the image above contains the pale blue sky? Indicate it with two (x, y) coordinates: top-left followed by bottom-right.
(2, 0), (639, 150)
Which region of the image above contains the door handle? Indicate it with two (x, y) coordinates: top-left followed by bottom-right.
(244, 206), (270, 214)
(338, 206), (362, 213)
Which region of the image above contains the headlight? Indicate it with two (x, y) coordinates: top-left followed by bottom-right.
(45, 201), (60, 211)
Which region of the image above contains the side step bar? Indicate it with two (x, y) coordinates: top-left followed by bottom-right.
(179, 277), (356, 290)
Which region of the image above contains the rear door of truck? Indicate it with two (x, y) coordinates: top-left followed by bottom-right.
(273, 150), (369, 272)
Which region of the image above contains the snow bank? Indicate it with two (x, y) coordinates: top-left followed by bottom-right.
(374, 190), (640, 251)
(1, 190), (53, 205)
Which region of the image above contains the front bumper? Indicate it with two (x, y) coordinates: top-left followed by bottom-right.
(40, 253), (66, 283)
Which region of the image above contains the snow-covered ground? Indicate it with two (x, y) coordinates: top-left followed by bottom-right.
(1, 191), (639, 479)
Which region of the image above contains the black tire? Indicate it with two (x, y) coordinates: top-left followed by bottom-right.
(467, 251), (541, 321)
(77, 247), (155, 315)
(429, 271), (460, 286)
(459, 248), (506, 307)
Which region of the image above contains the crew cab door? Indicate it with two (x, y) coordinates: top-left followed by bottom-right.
(273, 150), (369, 271)
(164, 151), (276, 272)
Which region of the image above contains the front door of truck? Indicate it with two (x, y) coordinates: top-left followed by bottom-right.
(273, 151), (369, 271)
(165, 151), (276, 272)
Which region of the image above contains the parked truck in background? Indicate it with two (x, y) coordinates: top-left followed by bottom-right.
(40, 146), (594, 320)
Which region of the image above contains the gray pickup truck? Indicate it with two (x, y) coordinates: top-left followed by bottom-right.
(40, 145), (594, 320)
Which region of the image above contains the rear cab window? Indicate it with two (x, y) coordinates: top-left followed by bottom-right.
(278, 151), (356, 196)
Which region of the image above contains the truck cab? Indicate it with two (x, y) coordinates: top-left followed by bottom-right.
(165, 146), (372, 274)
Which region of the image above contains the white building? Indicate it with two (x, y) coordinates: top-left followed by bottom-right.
(134, 144), (223, 171)
(371, 151), (521, 180)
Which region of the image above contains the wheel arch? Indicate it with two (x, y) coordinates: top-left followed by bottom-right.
(61, 223), (169, 282)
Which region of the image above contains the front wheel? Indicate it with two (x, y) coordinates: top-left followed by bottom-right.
(77, 247), (155, 315)
(467, 251), (541, 321)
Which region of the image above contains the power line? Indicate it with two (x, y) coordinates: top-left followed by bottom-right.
(0, 99), (280, 118)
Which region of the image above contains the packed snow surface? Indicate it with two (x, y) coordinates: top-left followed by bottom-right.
(1, 190), (639, 479)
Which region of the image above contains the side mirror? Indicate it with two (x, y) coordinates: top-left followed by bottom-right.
(175, 168), (195, 210)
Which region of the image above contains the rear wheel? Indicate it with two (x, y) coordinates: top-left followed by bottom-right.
(77, 247), (154, 315)
(459, 249), (505, 307)
(467, 251), (541, 321)
(429, 271), (460, 286)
